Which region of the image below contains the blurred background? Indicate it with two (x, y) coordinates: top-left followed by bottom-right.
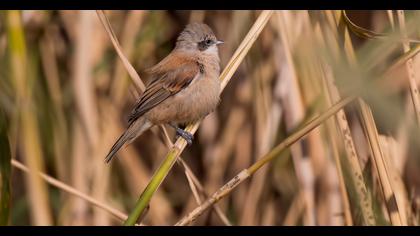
(0, 10), (419, 226)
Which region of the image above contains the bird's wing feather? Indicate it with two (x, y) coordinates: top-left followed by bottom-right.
(128, 52), (200, 125)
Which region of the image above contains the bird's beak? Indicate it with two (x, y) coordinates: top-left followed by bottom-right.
(215, 40), (224, 45)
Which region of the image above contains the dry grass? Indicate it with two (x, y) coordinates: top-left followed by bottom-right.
(0, 10), (420, 226)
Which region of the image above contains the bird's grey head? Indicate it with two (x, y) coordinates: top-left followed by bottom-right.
(175, 23), (224, 55)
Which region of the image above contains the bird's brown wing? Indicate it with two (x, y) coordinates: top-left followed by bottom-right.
(128, 54), (200, 125)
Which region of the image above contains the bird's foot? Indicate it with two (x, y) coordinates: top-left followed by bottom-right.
(175, 127), (194, 145)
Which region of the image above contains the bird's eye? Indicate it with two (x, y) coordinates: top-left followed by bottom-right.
(205, 39), (212, 45)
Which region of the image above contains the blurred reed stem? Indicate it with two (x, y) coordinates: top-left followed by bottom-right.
(397, 10), (420, 126)
(11, 159), (128, 222)
(320, 11), (376, 225)
(333, 10), (405, 225)
(6, 10), (53, 225)
(274, 10), (316, 225)
(176, 96), (356, 225)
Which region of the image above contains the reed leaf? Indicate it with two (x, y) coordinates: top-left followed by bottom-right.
(320, 11), (376, 225)
(334, 10), (405, 225)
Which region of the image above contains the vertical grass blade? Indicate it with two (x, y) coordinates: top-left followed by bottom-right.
(6, 10), (53, 226)
(397, 10), (420, 127)
(0, 108), (11, 225)
(317, 13), (376, 224)
(332, 10), (405, 226)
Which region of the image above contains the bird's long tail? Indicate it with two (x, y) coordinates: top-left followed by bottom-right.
(104, 130), (129, 163)
(105, 118), (152, 163)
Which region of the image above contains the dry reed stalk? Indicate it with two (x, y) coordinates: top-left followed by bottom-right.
(228, 79), (253, 219)
(314, 40), (354, 226)
(179, 96), (245, 225)
(385, 13), (420, 223)
(393, 99), (411, 186)
(240, 54), (277, 225)
(358, 100), (403, 225)
(123, 10), (274, 226)
(379, 136), (410, 225)
(387, 44), (420, 74)
(283, 190), (305, 225)
(382, 49), (418, 224)
(324, 157), (346, 226)
(189, 10), (206, 23)
(39, 33), (63, 108)
(175, 96), (356, 225)
(183, 167), (202, 209)
(292, 11), (335, 225)
(153, 117), (232, 225)
(157, 125), (232, 225)
(332, 10), (406, 225)
(96, 10), (145, 92)
(254, 59), (283, 225)
(177, 158), (232, 226)
(91, 11), (137, 225)
(110, 10), (147, 104)
(183, 105), (245, 225)
(232, 123), (253, 215)
(151, 128), (212, 224)
(204, 106), (246, 202)
(73, 11), (98, 148)
(320, 72), (354, 226)
(93, 101), (114, 225)
(261, 198), (276, 225)
(298, 11), (329, 179)
(39, 32), (69, 183)
(274, 10), (316, 225)
(397, 10), (420, 127)
(329, 10), (406, 225)
(6, 10), (53, 226)
(11, 159), (129, 222)
(72, 10), (104, 225)
(70, 121), (90, 225)
(293, 18), (346, 225)
(315, 17), (375, 225)
(219, 10), (252, 64)
(386, 11), (395, 29)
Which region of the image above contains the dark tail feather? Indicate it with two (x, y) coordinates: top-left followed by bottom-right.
(105, 131), (129, 164)
(105, 117), (152, 164)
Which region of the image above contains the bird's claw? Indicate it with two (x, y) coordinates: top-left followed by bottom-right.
(176, 128), (194, 145)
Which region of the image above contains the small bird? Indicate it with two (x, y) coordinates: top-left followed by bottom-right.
(105, 23), (224, 163)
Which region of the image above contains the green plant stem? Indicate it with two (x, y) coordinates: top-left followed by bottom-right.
(123, 147), (185, 225)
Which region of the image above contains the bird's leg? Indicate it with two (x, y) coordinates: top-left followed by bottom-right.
(169, 123), (194, 145)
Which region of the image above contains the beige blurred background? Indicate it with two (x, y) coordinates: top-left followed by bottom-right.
(0, 10), (419, 226)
